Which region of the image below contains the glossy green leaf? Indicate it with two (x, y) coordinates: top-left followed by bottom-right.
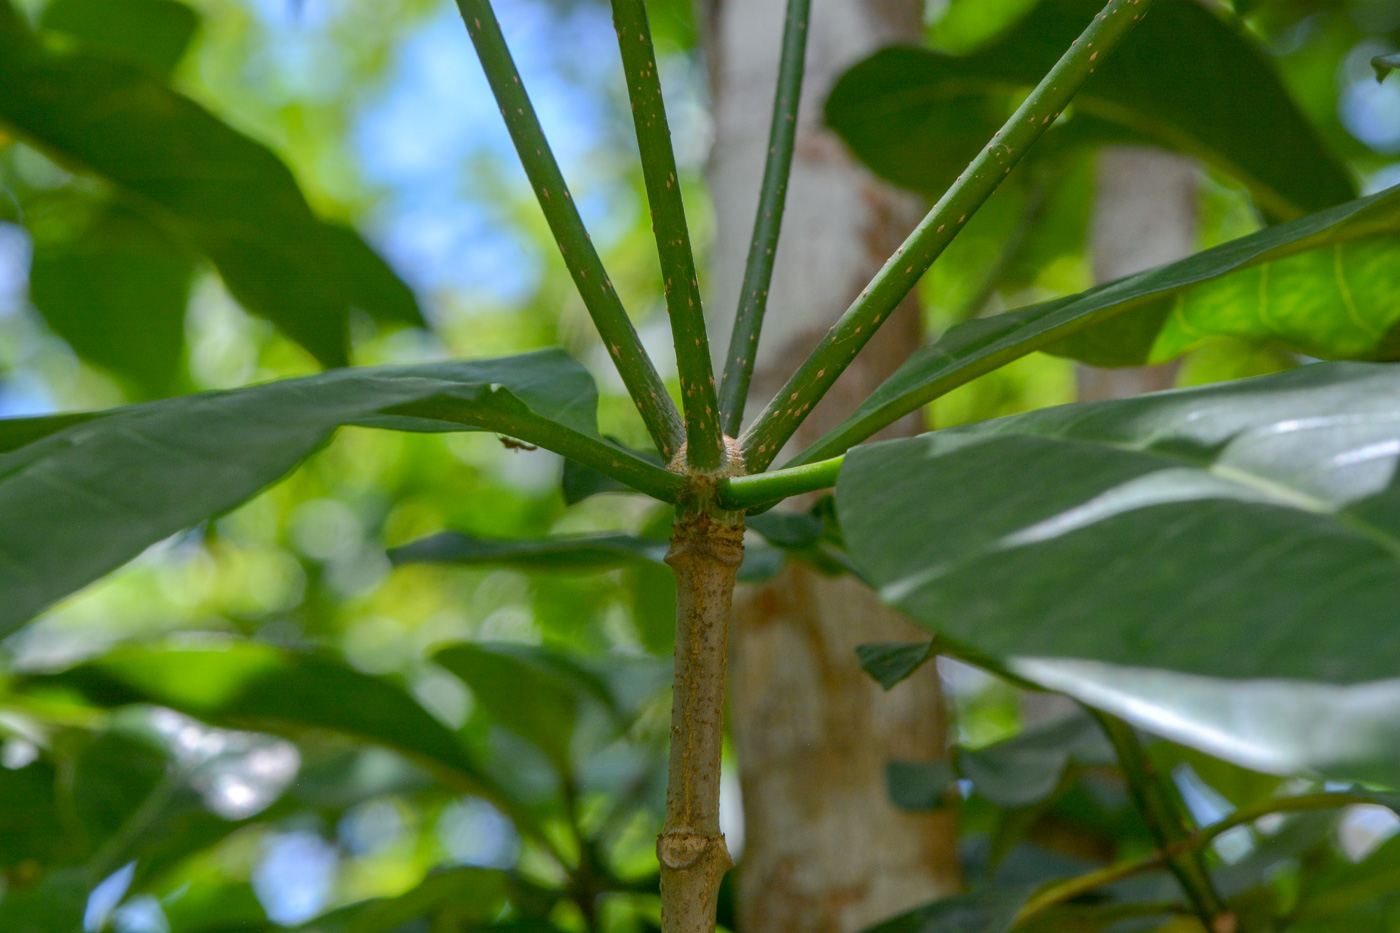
(0, 11), (421, 366)
(0, 350), (625, 634)
(798, 185), (1400, 465)
(827, 0), (1353, 220)
(43, 638), (490, 790)
(391, 532), (668, 570)
(39, 0), (198, 79)
(28, 204), (194, 396)
(838, 362), (1400, 783)
(856, 641), (936, 690)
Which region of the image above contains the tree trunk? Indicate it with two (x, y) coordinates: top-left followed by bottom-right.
(698, 2), (960, 930)
(1077, 147), (1199, 402)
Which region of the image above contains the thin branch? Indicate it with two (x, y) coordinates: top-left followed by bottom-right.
(611, 0), (723, 472)
(740, 0), (1158, 472)
(1092, 712), (1229, 929)
(718, 0), (812, 436)
(716, 454), (841, 510)
(1012, 791), (1383, 927)
(455, 0), (684, 460)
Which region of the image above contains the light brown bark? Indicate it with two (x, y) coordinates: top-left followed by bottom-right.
(660, 510), (744, 932)
(699, 1), (960, 930)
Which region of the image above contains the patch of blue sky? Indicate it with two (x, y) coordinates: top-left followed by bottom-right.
(353, 0), (633, 306)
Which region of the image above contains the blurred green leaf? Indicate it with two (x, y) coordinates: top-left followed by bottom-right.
(886, 759), (955, 812)
(391, 531), (668, 570)
(42, 638), (494, 793)
(858, 889), (1028, 933)
(0, 9), (421, 367)
(0, 868), (90, 933)
(293, 866), (513, 933)
(838, 362), (1400, 783)
(856, 641), (936, 690)
(828, 0), (1353, 220)
(0, 351), (609, 633)
(801, 185), (1400, 464)
(957, 714), (1111, 809)
(28, 204), (194, 397)
(39, 0), (198, 79)
(1375, 51), (1400, 83)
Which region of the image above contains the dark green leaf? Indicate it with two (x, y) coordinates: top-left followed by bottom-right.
(0, 350), (614, 633)
(837, 362), (1400, 783)
(0, 869), (90, 933)
(434, 642), (618, 769)
(827, 0), (1353, 220)
(886, 759), (955, 812)
(292, 867), (511, 933)
(390, 531), (668, 570)
(0, 14), (421, 366)
(746, 510), (824, 549)
(1375, 52), (1400, 83)
(40, 0), (198, 79)
(736, 546), (787, 583)
(856, 641), (936, 690)
(957, 714), (1110, 808)
(29, 204), (194, 396)
(42, 638), (490, 789)
(800, 185), (1400, 465)
(859, 890), (1028, 933)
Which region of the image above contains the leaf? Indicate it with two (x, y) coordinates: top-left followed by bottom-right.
(827, 0), (1353, 220)
(28, 204), (195, 396)
(291, 867), (511, 933)
(1375, 52), (1400, 83)
(798, 185), (1400, 465)
(41, 638), (490, 791)
(956, 713), (1111, 809)
(856, 641), (937, 690)
(837, 362), (1400, 783)
(39, 0), (198, 79)
(390, 532), (668, 570)
(886, 759), (955, 812)
(858, 890), (1028, 933)
(0, 11), (421, 367)
(0, 350), (626, 634)
(433, 642), (617, 770)
(0, 869), (90, 933)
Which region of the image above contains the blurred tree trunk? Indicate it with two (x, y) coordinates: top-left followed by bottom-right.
(698, 2), (960, 930)
(1078, 147), (1199, 402)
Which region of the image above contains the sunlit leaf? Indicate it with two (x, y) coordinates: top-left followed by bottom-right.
(39, 0), (197, 79)
(800, 185), (1400, 464)
(828, 0), (1353, 220)
(0, 351), (610, 634)
(838, 362), (1400, 783)
(0, 10), (421, 366)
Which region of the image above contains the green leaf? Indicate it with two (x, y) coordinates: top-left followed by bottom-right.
(856, 641), (937, 690)
(42, 638), (490, 790)
(1375, 52), (1400, 83)
(0, 869), (90, 933)
(837, 362), (1400, 783)
(291, 867), (512, 933)
(956, 713), (1111, 809)
(28, 204), (194, 396)
(798, 184), (1400, 465)
(390, 532), (668, 570)
(827, 0), (1353, 220)
(0, 350), (644, 634)
(39, 0), (198, 79)
(433, 642), (617, 770)
(858, 890), (1028, 933)
(885, 759), (955, 812)
(0, 12), (421, 367)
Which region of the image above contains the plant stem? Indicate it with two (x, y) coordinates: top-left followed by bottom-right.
(739, 0), (1157, 472)
(718, 0), (812, 436)
(610, 0), (723, 472)
(715, 454), (841, 509)
(1013, 790), (1382, 926)
(455, 0), (684, 460)
(1093, 712), (1230, 930)
(659, 509), (743, 933)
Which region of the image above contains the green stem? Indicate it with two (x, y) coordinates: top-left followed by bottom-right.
(739, 0), (1157, 472)
(610, 0), (723, 472)
(718, 0), (812, 436)
(715, 454), (841, 510)
(455, 0), (684, 460)
(1093, 712), (1229, 929)
(1013, 791), (1382, 927)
